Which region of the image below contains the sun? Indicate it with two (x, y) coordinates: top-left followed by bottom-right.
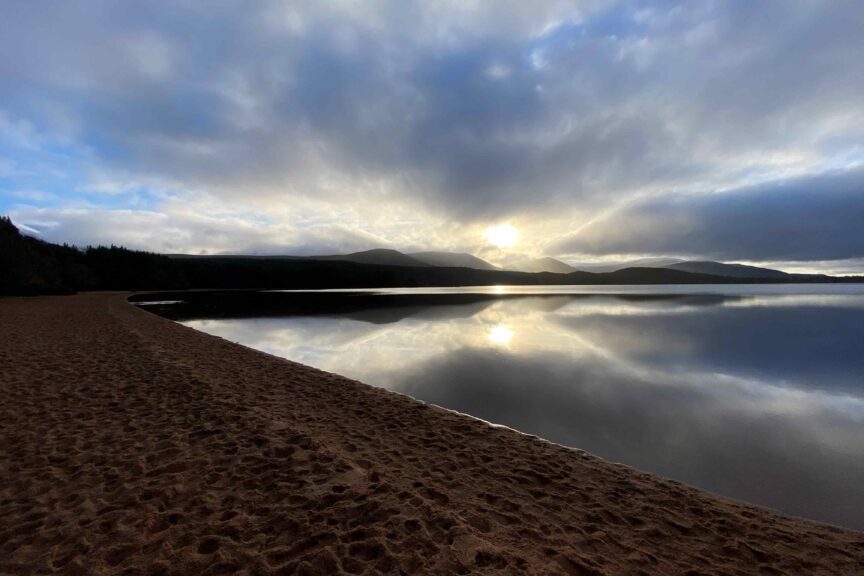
(483, 224), (519, 248)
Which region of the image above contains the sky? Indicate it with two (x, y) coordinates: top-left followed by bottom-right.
(1, 1), (863, 273)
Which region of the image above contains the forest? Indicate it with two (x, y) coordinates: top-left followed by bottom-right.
(3, 216), (860, 296)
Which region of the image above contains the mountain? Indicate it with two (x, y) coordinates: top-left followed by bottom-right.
(4, 215), (860, 296)
(508, 257), (579, 274)
(409, 251), (499, 270)
(665, 261), (788, 279)
(574, 258), (789, 278)
(577, 258), (684, 273)
(310, 248), (432, 268)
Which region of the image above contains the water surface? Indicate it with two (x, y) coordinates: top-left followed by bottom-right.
(141, 285), (864, 530)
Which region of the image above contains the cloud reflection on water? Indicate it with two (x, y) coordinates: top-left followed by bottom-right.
(182, 289), (864, 529)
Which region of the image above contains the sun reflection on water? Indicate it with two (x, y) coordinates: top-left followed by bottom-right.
(174, 286), (864, 530)
(487, 324), (513, 346)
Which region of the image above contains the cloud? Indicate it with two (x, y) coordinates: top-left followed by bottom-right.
(10, 206), (392, 256)
(555, 166), (864, 262)
(1, 1), (863, 263)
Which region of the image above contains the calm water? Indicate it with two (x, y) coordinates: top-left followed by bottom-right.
(142, 285), (864, 530)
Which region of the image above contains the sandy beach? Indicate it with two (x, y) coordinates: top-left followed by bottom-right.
(1, 294), (862, 575)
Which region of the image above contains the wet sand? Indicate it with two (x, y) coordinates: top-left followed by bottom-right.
(1, 293), (862, 575)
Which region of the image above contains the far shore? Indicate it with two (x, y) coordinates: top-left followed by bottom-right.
(1, 293), (862, 575)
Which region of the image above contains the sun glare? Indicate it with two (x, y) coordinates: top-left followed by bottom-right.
(483, 224), (519, 248)
(487, 325), (513, 346)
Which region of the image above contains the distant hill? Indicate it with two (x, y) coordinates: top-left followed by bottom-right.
(170, 250), (794, 280)
(509, 257), (578, 274)
(410, 251), (499, 270)
(577, 258), (683, 273)
(601, 267), (735, 283)
(575, 258), (789, 278)
(4, 214), (861, 295)
(310, 248), (432, 268)
(665, 261), (788, 279)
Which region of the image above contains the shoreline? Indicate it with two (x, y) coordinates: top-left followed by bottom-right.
(1, 294), (862, 575)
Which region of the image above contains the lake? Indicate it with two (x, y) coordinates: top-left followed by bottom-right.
(137, 284), (864, 530)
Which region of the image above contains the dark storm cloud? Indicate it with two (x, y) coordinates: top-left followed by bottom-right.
(557, 166), (864, 261)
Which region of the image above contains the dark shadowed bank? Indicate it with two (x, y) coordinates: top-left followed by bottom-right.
(2, 216), (862, 296)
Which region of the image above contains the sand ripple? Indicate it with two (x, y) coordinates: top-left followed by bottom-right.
(1, 294), (862, 575)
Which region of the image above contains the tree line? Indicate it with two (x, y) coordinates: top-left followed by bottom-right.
(1, 216), (187, 295)
(3, 215), (861, 296)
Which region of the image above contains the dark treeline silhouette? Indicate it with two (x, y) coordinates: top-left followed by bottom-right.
(0, 217), (187, 295)
(2, 215), (862, 296)
(1, 217), (88, 295)
(172, 257), (750, 289)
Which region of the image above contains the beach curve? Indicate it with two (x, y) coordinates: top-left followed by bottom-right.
(1, 293), (862, 575)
